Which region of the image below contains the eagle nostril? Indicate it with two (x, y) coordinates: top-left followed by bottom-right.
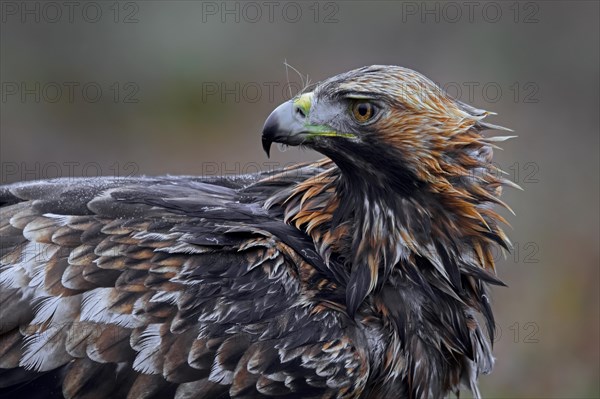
(294, 105), (306, 118)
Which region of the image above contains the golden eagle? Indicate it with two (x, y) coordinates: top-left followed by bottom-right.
(0, 66), (515, 399)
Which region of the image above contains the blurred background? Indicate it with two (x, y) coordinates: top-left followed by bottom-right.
(1, 1), (598, 397)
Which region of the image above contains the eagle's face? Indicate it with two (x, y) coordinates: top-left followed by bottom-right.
(262, 65), (487, 191)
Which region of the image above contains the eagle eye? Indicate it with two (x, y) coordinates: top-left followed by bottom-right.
(350, 101), (376, 123)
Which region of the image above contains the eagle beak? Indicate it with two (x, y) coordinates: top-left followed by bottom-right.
(261, 99), (307, 157)
(262, 93), (353, 157)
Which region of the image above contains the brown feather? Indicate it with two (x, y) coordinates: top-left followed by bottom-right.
(0, 329), (23, 368)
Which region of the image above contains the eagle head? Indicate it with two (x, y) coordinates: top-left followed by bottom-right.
(263, 65), (511, 193)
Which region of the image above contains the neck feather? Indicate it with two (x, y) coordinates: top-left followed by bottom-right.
(268, 148), (510, 319)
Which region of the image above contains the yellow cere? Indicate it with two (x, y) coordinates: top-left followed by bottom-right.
(293, 92), (314, 117)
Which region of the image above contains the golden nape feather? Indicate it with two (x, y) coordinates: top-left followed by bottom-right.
(0, 65), (515, 399)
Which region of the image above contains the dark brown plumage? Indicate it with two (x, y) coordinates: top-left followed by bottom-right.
(0, 65), (515, 398)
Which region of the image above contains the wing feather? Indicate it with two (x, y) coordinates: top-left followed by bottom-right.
(0, 176), (369, 398)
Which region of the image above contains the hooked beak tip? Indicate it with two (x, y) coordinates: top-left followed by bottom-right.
(262, 136), (272, 158)
(261, 98), (307, 158)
